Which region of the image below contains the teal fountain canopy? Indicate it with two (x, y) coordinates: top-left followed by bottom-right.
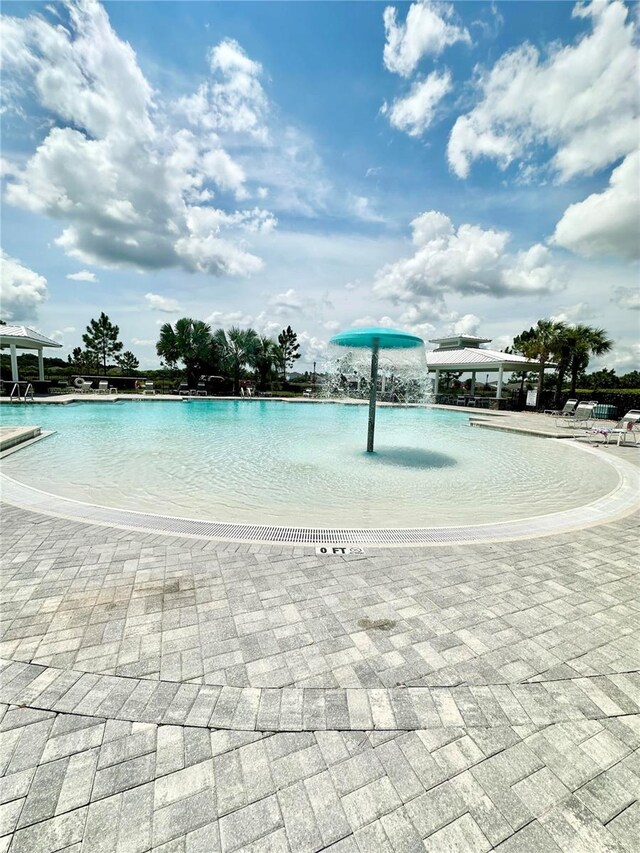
(330, 326), (424, 350)
(329, 326), (425, 452)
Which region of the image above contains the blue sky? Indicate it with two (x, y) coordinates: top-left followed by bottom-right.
(1, 0), (638, 370)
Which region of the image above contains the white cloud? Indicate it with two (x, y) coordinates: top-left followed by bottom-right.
(383, 1), (470, 77)
(382, 71), (452, 137)
(269, 288), (305, 314)
(348, 195), (386, 223)
(450, 313), (481, 335)
(606, 340), (640, 372)
(205, 310), (254, 328)
(267, 287), (333, 319)
(352, 315), (399, 329)
(50, 326), (75, 345)
(612, 287), (640, 311)
(0, 0), (154, 141)
(1, 4), (276, 278)
(144, 292), (180, 313)
(66, 270), (97, 282)
(0, 250), (47, 321)
(373, 211), (565, 313)
(491, 334), (512, 352)
(296, 331), (329, 366)
(552, 151), (640, 260)
(247, 125), (332, 218)
(177, 39), (268, 141)
(201, 148), (248, 200)
(448, 1), (639, 181)
(131, 337), (156, 346)
(549, 302), (596, 324)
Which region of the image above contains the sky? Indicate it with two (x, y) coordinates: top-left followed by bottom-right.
(1, 0), (638, 371)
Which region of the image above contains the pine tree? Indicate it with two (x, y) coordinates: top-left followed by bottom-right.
(277, 325), (301, 381)
(117, 351), (140, 374)
(82, 312), (123, 374)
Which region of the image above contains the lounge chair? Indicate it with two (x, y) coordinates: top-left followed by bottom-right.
(143, 380), (156, 395)
(605, 410), (640, 446)
(176, 382), (189, 396)
(545, 398), (577, 416)
(97, 380), (109, 394)
(555, 402), (595, 429)
(196, 381), (207, 397)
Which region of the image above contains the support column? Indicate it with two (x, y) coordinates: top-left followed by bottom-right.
(433, 369), (440, 396)
(38, 349), (45, 381)
(470, 372), (476, 395)
(496, 365), (504, 399)
(9, 344), (19, 381)
(367, 338), (380, 453)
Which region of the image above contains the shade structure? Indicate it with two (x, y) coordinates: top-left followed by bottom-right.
(330, 327), (424, 350)
(0, 324), (62, 382)
(329, 327), (424, 452)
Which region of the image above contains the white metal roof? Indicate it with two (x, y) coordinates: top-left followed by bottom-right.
(0, 325), (62, 349)
(429, 334), (492, 348)
(426, 347), (549, 370)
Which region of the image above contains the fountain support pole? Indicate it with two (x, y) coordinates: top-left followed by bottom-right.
(367, 337), (380, 452)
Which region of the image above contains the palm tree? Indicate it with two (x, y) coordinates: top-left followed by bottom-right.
(156, 318), (213, 387)
(513, 319), (566, 406)
(214, 326), (259, 396)
(549, 329), (574, 408)
(566, 325), (613, 396)
(251, 335), (278, 392)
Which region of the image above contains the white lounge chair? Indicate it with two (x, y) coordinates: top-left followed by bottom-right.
(97, 380), (109, 394)
(605, 410), (640, 446)
(143, 380), (156, 395)
(545, 398), (577, 416)
(556, 402), (595, 429)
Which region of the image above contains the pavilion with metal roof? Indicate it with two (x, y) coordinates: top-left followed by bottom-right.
(0, 325), (62, 382)
(426, 334), (548, 399)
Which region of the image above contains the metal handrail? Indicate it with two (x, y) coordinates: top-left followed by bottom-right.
(8, 382), (34, 403)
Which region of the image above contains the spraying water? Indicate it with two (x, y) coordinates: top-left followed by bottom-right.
(323, 345), (432, 403)
(326, 327), (431, 451)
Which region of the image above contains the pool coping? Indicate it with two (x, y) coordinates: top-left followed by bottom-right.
(1, 440), (638, 546)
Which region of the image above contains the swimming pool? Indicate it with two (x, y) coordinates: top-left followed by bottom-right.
(0, 400), (622, 528)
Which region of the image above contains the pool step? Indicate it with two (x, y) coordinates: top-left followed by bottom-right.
(0, 426), (41, 452)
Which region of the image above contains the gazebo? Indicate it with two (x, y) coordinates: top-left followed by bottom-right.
(427, 335), (550, 399)
(0, 325), (62, 382)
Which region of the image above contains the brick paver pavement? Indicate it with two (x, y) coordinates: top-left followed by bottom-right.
(1, 500), (639, 851)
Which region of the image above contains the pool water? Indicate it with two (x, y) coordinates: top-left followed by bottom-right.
(0, 400), (619, 527)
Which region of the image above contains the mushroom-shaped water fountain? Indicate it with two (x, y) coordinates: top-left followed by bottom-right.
(329, 326), (425, 452)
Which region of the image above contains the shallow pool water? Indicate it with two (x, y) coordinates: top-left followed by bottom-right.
(0, 400), (619, 527)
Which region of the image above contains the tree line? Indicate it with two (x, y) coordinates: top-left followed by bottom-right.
(68, 313), (301, 395)
(156, 319), (300, 394)
(511, 320), (613, 405)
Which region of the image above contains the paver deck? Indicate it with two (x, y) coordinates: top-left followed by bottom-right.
(1, 446), (639, 851)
